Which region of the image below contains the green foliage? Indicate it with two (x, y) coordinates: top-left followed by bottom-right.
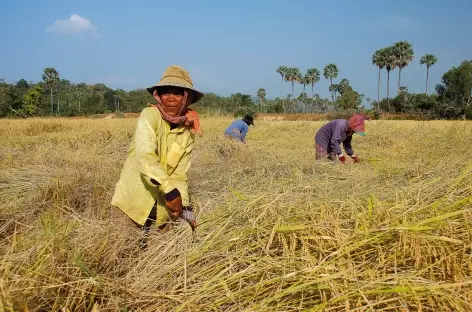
(392, 41), (414, 92)
(230, 93), (257, 117)
(336, 78), (350, 95)
(420, 54), (438, 68)
(372, 49), (386, 69)
(324, 63), (339, 101)
(15, 79), (30, 100)
(0, 80), (17, 117)
(393, 41), (414, 69)
(42, 67), (60, 115)
(284, 68), (302, 97)
(420, 54), (438, 94)
(336, 86), (361, 110)
(257, 88), (266, 112)
(378, 91), (439, 116)
(265, 98), (284, 113)
(276, 66), (288, 81)
(21, 85), (43, 116)
(2, 58), (472, 120)
(305, 68), (320, 97)
(323, 63), (338, 80)
(383, 47), (397, 73)
(436, 60), (472, 117)
(372, 109), (382, 120)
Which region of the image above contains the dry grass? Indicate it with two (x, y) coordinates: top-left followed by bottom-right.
(0, 116), (471, 311)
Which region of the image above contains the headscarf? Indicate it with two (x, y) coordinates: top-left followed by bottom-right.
(348, 113), (369, 134)
(148, 90), (202, 136)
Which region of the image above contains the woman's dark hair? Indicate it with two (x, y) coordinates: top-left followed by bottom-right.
(242, 114), (254, 125)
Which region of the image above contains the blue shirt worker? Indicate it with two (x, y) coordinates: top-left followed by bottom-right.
(224, 115), (254, 143)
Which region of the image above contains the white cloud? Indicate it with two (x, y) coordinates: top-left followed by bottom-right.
(46, 14), (97, 36)
(382, 15), (419, 32)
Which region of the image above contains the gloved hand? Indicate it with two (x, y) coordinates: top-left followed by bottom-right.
(165, 188), (183, 218)
(338, 155), (346, 164)
(351, 155), (360, 163)
(181, 206), (197, 232)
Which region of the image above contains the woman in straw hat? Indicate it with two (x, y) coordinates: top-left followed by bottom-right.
(314, 113), (369, 164)
(111, 65), (203, 248)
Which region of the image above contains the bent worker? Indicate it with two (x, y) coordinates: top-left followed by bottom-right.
(224, 114), (254, 143)
(314, 113), (369, 163)
(111, 65), (203, 247)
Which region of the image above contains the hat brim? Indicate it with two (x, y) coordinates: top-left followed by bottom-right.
(146, 84), (204, 104)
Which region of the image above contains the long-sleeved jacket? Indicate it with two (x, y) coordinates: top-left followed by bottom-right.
(111, 107), (194, 225)
(224, 119), (249, 142)
(314, 119), (354, 156)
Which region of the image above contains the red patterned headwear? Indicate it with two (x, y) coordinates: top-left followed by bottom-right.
(348, 114), (369, 135)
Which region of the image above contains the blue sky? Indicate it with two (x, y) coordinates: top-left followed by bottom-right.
(1, 0), (471, 102)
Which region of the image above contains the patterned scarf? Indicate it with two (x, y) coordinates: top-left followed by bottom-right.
(148, 90), (202, 136)
(348, 113), (368, 132)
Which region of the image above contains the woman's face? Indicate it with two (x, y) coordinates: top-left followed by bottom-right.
(155, 87), (185, 116)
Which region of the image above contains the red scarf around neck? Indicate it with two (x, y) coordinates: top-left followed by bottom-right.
(148, 90), (202, 136)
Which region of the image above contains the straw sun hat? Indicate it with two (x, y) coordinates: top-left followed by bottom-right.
(146, 65), (204, 104)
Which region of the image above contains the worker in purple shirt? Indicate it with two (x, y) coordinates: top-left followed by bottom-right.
(314, 113), (369, 163)
(224, 115), (254, 143)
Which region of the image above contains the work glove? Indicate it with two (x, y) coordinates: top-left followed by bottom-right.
(351, 155), (360, 163)
(338, 155), (346, 164)
(181, 206), (197, 232)
(165, 188), (183, 218)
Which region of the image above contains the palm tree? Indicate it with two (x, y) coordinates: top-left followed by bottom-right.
(393, 41), (414, 94)
(284, 68), (302, 99)
(324, 64), (339, 101)
(420, 54), (438, 94)
(276, 66), (288, 81)
(297, 92), (309, 113)
(305, 68), (320, 98)
(329, 84), (338, 100)
(301, 75), (308, 93)
(276, 66), (287, 87)
(42, 68), (60, 116)
(383, 47), (396, 110)
(257, 88), (266, 112)
(372, 49), (386, 103)
(276, 66), (288, 112)
(337, 78), (350, 95)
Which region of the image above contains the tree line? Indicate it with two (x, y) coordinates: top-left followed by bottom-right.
(270, 41), (470, 118)
(0, 68), (153, 118)
(0, 42), (471, 119)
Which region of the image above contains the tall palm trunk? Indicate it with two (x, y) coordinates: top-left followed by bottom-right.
(311, 84), (314, 98)
(425, 66), (430, 94)
(281, 77), (285, 113)
(397, 67), (402, 95)
(330, 78), (334, 102)
(377, 67), (381, 104)
(280, 76), (284, 97)
(387, 70), (391, 112)
(291, 81), (294, 99)
(50, 89), (53, 116)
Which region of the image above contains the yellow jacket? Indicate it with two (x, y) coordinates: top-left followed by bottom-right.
(111, 107), (195, 225)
